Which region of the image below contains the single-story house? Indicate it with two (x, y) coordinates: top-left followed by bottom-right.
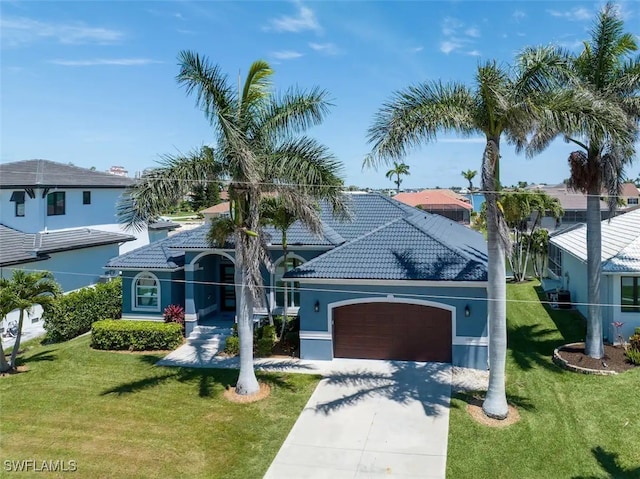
(393, 189), (473, 224)
(548, 208), (640, 342)
(106, 193), (489, 369)
(201, 202), (230, 222)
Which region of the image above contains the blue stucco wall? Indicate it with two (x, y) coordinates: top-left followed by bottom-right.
(1, 243), (122, 292)
(297, 283), (487, 336)
(121, 270), (184, 318)
(296, 282), (488, 369)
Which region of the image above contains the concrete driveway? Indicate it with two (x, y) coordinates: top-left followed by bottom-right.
(264, 359), (452, 479)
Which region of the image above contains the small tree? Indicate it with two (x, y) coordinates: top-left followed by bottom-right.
(0, 286), (16, 372)
(3, 271), (60, 370)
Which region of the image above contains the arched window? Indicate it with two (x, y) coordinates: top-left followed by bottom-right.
(274, 257), (304, 308)
(133, 273), (160, 311)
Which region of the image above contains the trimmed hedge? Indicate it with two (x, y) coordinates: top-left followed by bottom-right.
(91, 320), (183, 351)
(44, 279), (122, 342)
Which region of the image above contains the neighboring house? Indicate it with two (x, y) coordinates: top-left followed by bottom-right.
(548, 209), (640, 342)
(529, 183), (637, 232)
(201, 202), (230, 222)
(106, 193), (490, 369)
(393, 189), (473, 224)
(0, 159), (175, 291)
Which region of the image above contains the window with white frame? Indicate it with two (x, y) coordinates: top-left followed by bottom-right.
(134, 273), (160, 310)
(548, 243), (562, 277)
(274, 257), (304, 308)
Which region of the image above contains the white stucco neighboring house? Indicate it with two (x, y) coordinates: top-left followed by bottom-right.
(0, 159), (177, 292)
(548, 209), (640, 342)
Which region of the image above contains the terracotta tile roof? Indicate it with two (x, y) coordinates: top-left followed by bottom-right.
(201, 202), (229, 215)
(393, 190), (472, 210)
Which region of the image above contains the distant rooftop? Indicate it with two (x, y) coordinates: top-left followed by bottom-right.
(0, 159), (135, 189)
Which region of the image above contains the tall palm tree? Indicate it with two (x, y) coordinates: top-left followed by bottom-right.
(462, 169), (477, 191)
(365, 48), (625, 419)
(3, 271), (59, 370)
(119, 54), (346, 395)
(385, 161), (410, 193)
(557, 3), (639, 358)
(260, 196), (299, 340)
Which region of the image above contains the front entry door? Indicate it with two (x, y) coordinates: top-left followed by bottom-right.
(220, 263), (236, 311)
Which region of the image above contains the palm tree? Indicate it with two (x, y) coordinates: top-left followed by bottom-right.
(385, 161), (410, 193)
(365, 48), (625, 419)
(3, 271), (59, 370)
(0, 284), (16, 373)
(119, 54), (346, 395)
(260, 196), (299, 340)
(557, 3), (639, 358)
(462, 169), (477, 191)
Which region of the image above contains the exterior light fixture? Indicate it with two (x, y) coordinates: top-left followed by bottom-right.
(464, 305), (471, 317)
(314, 300), (320, 313)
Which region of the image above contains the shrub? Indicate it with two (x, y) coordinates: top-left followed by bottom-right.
(163, 304), (185, 327)
(629, 333), (640, 351)
(91, 320), (182, 351)
(284, 331), (299, 347)
(44, 279), (122, 342)
(261, 324), (276, 341)
(625, 347), (640, 365)
(256, 336), (275, 357)
(224, 336), (240, 356)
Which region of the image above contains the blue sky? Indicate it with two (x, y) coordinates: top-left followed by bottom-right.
(1, 1), (639, 189)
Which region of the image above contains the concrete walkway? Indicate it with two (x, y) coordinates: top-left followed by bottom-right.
(264, 360), (452, 479)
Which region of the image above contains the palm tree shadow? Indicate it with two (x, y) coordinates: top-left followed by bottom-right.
(534, 286), (585, 342)
(572, 446), (640, 479)
(313, 361), (452, 417)
(17, 350), (57, 365)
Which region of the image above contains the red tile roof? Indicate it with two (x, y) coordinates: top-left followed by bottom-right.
(393, 190), (473, 210)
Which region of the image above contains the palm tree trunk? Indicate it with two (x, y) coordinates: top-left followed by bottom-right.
(481, 137), (509, 420)
(9, 309), (24, 369)
(234, 262), (259, 395)
(281, 247), (288, 341)
(585, 189), (604, 358)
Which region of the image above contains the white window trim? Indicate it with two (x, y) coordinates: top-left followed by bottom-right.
(270, 253), (306, 311)
(132, 271), (161, 312)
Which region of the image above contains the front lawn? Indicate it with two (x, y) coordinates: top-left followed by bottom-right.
(447, 281), (640, 478)
(0, 337), (319, 478)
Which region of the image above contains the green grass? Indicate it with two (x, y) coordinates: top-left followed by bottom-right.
(0, 336), (319, 479)
(447, 281), (640, 479)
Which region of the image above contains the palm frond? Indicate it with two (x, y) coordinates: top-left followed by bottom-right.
(240, 60), (273, 114)
(206, 216), (235, 248)
(259, 86), (332, 139)
(117, 148), (223, 231)
(367, 81), (476, 167)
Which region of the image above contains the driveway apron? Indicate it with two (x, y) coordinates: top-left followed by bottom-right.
(264, 359), (452, 479)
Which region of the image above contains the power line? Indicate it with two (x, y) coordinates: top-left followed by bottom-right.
(1, 265), (633, 310)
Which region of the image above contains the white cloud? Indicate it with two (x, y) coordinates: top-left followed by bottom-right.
(512, 10), (526, 21)
(440, 41), (460, 54)
(439, 17), (480, 55)
(309, 42), (340, 55)
(1, 16), (124, 46)
(547, 7), (592, 21)
(265, 2), (321, 33)
(49, 58), (162, 66)
(465, 27), (480, 38)
(555, 39), (584, 50)
(466, 50), (481, 57)
(410, 46), (424, 53)
(270, 50), (304, 60)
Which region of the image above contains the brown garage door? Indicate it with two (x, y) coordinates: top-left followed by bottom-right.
(333, 302), (452, 362)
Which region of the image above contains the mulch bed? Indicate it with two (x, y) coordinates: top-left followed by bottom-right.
(465, 395), (521, 428)
(223, 383), (271, 403)
(556, 343), (637, 373)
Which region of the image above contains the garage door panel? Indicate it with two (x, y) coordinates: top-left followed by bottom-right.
(333, 302), (452, 362)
